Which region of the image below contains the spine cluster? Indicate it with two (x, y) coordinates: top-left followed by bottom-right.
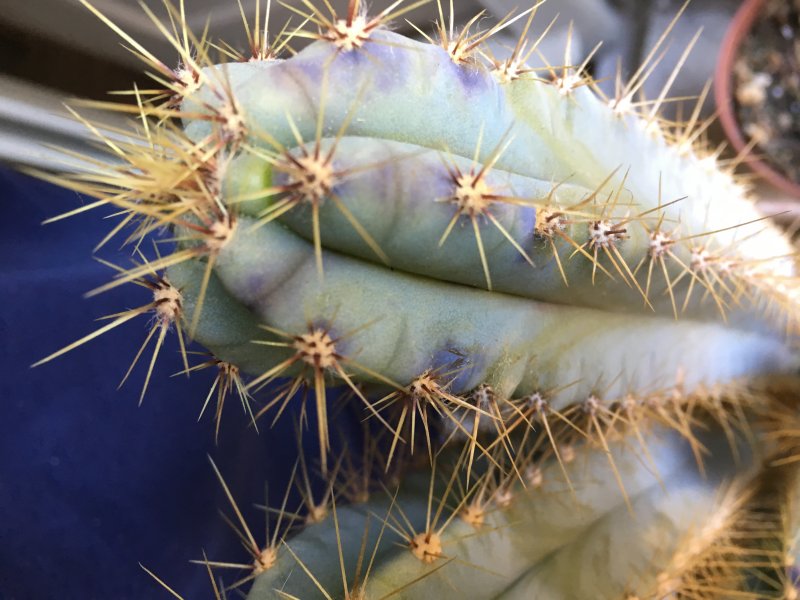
(32, 1), (800, 598)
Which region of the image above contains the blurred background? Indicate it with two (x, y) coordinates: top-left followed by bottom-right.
(0, 0), (744, 169)
(0, 1), (778, 598)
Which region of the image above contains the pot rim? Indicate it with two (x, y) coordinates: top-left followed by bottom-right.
(714, 0), (800, 198)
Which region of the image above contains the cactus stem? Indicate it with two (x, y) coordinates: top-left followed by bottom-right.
(244, 85), (390, 274)
(547, 24), (601, 97)
(211, 96), (247, 148)
(460, 503), (486, 530)
(485, 1), (552, 85)
(681, 245), (735, 319)
(511, 388), (579, 494)
(386, 460), (466, 564)
(287, 0), (427, 54)
(462, 466), (513, 526)
(281, 501), (401, 600)
(467, 385), (525, 482)
(186, 213), (237, 337)
(437, 128), (535, 290)
(653, 483), (755, 598)
(584, 392), (637, 512)
(229, 0), (288, 63)
(403, 1), (529, 67)
(298, 452), (339, 525)
(632, 182), (682, 316)
(82, 213), (234, 351)
(585, 218), (634, 288)
(410, 532), (444, 564)
(456, 473), (492, 531)
(602, 0), (691, 122)
(201, 457), (297, 590)
(248, 322), (401, 474)
(84, 0), (214, 110)
(35, 3), (800, 595)
(533, 204), (571, 284)
(673, 82), (715, 156)
(572, 169), (655, 299)
(374, 366), (477, 467)
(278, 473), (465, 598)
(535, 166), (627, 285)
(620, 395), (671, 489)
(34, 112), (226, 251)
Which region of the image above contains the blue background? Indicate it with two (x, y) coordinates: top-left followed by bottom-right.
(0, 166), (330, 599)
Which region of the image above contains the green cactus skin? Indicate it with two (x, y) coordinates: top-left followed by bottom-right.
(185, 29), (794, 319)
(35, 1), (800, 598)
(170, 224), (795, 407)
(246, 432), (733, 599)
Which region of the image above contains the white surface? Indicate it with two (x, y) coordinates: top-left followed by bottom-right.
(0, 75), (130, 170)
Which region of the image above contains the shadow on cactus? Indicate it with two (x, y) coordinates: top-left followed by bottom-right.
(31, 0), (800, 597)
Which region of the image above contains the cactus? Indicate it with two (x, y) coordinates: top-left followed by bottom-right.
(32, 0), (800, 597)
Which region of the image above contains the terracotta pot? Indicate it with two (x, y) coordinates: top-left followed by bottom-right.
(715, 0), (800, 198)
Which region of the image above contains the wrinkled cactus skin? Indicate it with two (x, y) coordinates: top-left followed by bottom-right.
(34, 2), (800, 598)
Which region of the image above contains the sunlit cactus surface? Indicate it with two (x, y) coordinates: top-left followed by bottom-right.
(32, 0), (800, 598)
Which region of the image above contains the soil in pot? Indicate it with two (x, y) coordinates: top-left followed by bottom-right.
(734, 0), (800, 184)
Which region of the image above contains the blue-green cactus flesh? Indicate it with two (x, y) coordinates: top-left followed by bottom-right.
(35, 2), (800, 598)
